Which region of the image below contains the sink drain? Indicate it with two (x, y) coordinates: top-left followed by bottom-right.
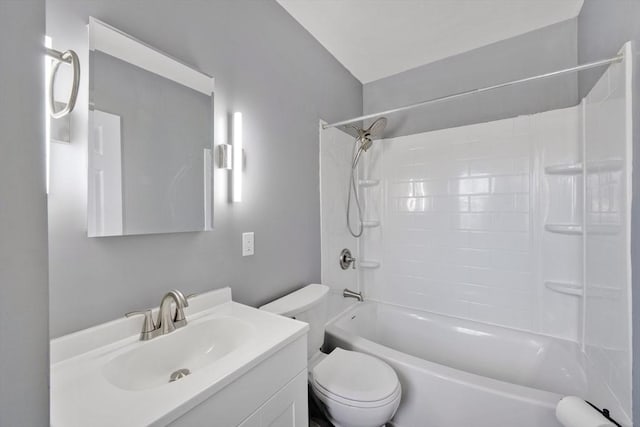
(169, 368), (191, 383)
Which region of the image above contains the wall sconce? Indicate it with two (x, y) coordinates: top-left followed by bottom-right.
(216, 112), (243, 202)
(232, 112), (243, 202)
(216, 144), (232, 170)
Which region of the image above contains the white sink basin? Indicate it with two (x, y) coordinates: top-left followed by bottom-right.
(50, 287), (309, 427)
(103, 316), (254, 390)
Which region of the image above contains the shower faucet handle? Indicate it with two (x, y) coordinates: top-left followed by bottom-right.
(339, 248), (356, 270)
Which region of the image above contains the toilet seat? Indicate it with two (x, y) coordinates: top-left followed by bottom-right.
(312, 380), (401, 409)
(310, 348), (401, 408)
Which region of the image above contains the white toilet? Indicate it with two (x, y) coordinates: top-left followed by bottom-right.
(260, 284), (401, 427)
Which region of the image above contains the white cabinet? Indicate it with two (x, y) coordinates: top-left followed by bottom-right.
(238, 371), (307, 427)
(169, 336), (308, 427)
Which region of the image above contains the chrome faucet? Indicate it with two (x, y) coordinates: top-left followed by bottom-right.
(157, 290), (189, 335)
(126, 289), (190, 341)
(343, 288), (363, 301)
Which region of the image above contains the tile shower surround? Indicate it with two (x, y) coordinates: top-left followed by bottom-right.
(359, 108), (582, 339)
(320, 47), (632, 422)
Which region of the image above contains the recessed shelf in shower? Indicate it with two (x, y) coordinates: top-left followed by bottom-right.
(544, 224), (583, 235)
(544, 163), (583, 175)
(358, 179), (380, 187)
(544, 223), (621, 236)
(544, 159), (624, 175)
(545, 281), (622, 299)
(362, 220), (381, 228)
(359, 260), (380, 269)
(544, 281), (583, 296)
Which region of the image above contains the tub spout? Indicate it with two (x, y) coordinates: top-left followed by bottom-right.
(343, 288), (363, 301)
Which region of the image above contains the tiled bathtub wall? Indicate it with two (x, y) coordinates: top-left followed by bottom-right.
(359, 107), (583, 340)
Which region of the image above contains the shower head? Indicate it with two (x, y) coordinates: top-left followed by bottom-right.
(354, 117), (387, 152)
(366, 116), (387, 139)
(350, 117), (387, 168)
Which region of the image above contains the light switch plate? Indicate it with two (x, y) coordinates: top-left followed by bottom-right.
(242, 232), (254, 256)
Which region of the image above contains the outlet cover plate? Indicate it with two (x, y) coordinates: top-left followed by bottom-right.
(242, 232), (254, 256)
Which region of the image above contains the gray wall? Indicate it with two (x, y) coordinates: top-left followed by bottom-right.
(577, 0), (640, 98)
(47, 0), (362, 337)
(0, 0), (49, 425)
(577, 1), (640, 423)
(363, 19), (579, 138)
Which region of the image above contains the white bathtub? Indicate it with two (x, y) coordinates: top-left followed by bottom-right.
(323, 301), (587, 427)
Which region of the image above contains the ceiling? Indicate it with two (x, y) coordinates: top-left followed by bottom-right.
(277, 0), (584, 83)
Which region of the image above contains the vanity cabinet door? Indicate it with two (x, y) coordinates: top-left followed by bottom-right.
(167, 337), (307, 427)
(238, 370), (308, 427)
(260, 371), (307, 427)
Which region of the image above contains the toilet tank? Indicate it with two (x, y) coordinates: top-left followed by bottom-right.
(259, 284), (329, 358)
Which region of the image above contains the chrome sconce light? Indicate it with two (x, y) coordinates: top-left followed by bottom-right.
(216, 144), (233, 170)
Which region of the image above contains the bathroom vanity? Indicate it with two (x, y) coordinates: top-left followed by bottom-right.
(50, 287), (309, 427)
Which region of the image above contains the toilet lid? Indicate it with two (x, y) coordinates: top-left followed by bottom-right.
(311, 348), (399, 403)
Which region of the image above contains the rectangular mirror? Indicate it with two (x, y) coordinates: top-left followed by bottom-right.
(88, 18), (214, 237)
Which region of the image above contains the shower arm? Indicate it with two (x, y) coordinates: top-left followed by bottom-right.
(323, 54), (624, 130)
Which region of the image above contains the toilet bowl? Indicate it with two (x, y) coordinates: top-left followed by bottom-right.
(309, 348), (401, 427)
(260, 284), (401, 427)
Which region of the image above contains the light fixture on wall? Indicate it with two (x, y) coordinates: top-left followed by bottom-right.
(215, 112), (243, 202)
(232, 112), (243, 202)
(44, 35), (76, 195)
(216, 144), (232, 169)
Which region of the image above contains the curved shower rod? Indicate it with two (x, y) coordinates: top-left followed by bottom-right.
(323, 54), (624, 130)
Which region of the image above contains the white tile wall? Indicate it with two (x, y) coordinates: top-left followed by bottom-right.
(358, 108), (583, 338)
(583, 43), (632, 424)
(320, 125), (359, 294)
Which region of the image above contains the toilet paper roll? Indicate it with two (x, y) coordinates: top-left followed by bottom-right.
(556, 396), (615, 427)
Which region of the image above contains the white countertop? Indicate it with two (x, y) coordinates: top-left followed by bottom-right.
(50, 287), (308, 427)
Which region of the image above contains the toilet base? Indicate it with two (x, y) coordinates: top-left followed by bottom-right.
(310, 380), (401, 427)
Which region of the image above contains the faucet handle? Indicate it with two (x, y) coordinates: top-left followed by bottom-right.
(339, 248), (357, 270)
(125, 309), (156, 334)
(170, 289), (189, 323)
